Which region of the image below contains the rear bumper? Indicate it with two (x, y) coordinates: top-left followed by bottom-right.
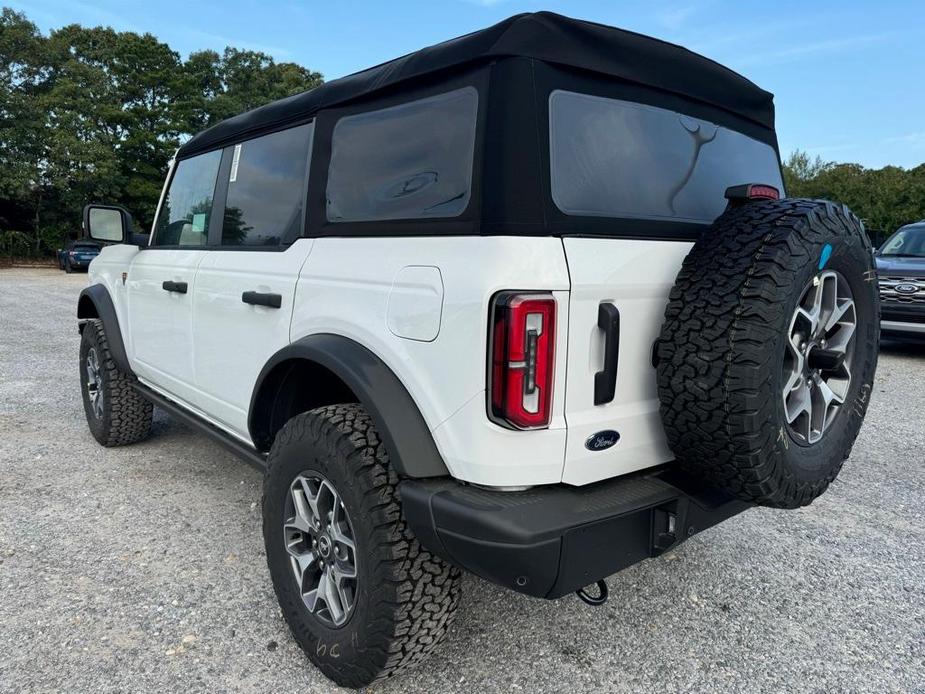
(401, 466), (749, 599)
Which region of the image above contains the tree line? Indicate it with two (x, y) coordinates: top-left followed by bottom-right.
(783, 151), (925, 246)
(2, 7), (923, 259)
(0, 7), (321, 257)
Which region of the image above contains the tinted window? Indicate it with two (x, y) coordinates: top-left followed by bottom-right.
(549, 91), (784, 224)
(880, 225), (925, 257)
(153, 150), (222, 246)
(326, 87), (478, 222)
(222, 123), (313, 246)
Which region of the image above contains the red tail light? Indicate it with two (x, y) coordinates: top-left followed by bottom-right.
(488, 292), (556, 429)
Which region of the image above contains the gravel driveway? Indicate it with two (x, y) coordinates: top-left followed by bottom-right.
(1, 268), (923, 693)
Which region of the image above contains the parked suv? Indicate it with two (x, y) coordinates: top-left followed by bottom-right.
(76, 13), (879, 688)
(58, 239), (101, 272)
(876, 222), (925, 338)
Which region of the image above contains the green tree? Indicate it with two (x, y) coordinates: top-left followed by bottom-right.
(783, 151), (925, 245)
(0, 7), (323, 258)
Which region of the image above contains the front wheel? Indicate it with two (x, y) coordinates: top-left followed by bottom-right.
(79, 319), (153, 446)
(262, 404), (460, 689)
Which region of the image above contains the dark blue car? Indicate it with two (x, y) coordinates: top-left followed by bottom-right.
(58, 240), (101, 273)
(876, 221), (925, 338)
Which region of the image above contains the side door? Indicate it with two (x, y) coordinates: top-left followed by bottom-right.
(190, 123), (316, 439)
(128, 149), (223, 405)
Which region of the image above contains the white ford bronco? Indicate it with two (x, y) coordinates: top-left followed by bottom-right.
(77, 12), (879, 688)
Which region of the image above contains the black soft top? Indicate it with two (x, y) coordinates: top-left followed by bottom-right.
(178, 11), (774, 159)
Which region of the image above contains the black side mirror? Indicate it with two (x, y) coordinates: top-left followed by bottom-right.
(82, 204), (134, 244)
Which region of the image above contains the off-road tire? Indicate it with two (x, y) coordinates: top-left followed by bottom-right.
(656, 199), (879, 508)
(262, 404), (461, 689)
(79, 319), (153, 446)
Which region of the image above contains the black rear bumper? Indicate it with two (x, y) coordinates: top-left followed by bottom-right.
(401, 467), (749, 599)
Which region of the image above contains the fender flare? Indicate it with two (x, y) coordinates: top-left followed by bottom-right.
(249, 334), (450, 479)
(78, 284), (133, 376)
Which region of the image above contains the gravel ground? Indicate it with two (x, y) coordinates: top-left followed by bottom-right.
(1, 267), (923, 694)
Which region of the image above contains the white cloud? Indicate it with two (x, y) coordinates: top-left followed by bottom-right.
(883, 132), (925, 147)
(737, 33), (891, 66)
(180, 27), (292, 58)
(655, 4), (703, 32)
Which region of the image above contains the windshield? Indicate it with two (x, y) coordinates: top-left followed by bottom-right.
(880, 225), (925, 257)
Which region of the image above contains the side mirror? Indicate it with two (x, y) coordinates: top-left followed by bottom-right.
(82, 204), (133, 244)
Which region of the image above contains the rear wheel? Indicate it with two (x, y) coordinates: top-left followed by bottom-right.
(656, 199), (879, 508)
(262, 404), (460, 688)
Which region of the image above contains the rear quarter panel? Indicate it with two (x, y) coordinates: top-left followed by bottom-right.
(291, 236), (571, 486)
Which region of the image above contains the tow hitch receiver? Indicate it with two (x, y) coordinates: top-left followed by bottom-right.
(576, 579), (609, 606)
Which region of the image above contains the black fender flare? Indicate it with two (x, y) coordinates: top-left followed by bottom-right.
(249, 334), (450, 479)
(78, 284), (133, 376)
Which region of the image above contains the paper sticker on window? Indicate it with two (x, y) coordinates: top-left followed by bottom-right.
(229, 144), (242, 183)
(191, 213), (207, 232)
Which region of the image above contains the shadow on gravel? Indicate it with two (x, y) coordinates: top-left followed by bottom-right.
(880, 336), (925, 357)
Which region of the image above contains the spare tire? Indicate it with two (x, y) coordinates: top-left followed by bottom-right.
(656, 199), (879, 508)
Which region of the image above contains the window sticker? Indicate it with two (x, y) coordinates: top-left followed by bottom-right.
(229, 144), (242, 183)
(191, 213), (207, 233)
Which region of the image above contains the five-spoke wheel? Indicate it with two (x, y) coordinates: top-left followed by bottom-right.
(85, 346), (104, 419)
(782, 270), (857, 445)
(283, 473), (358, 628)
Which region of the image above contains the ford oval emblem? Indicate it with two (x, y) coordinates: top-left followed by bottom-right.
(585, 430), (620, 451)
(894, 283), (919, 295)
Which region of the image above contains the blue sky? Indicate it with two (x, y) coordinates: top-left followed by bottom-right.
(13, 0), (924, 168)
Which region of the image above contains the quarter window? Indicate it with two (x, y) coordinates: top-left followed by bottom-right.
(153, 150), (222, 247)
(222, 123), (313, 246)
(549, 91), (784, 224)
(326, 87), (478, 223)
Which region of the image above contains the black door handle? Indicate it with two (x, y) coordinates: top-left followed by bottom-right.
(162, 280), (188, 294)
(593, 303), (620, 406)
(242, 291), (282, 309)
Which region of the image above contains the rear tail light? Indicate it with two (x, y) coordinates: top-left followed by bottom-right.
(724, 183), (781, 206)
(488, 292), (556, 429)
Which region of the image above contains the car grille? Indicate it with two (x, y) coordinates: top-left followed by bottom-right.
(879, 275), (925, 304)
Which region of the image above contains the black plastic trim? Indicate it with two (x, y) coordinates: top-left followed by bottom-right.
(242, 291), (282, 308)
(593, 302), (620, 405)
(249, 334), (449, 478)
(400, 467), (750, 599)
(162, 280), (188, 294)
(77, 284), (133, 376)
(134, 382), (267, 472)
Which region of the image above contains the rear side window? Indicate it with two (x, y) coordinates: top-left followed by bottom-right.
(326, 87), (478, 223)
(222, 123), (313, 246)
(549, 91), (783, 224)
(153, 150), (222, 247)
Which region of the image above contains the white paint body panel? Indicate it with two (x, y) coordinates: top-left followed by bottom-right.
(560, 238), (692, 485)
(291, 237), (570, 486)
(88, 228), (688, 488)
(387, 266), (444, 342)
(189, 240), (315, 436)
(126, 249), (208, 406)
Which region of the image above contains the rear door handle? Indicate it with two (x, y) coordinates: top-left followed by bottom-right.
(162, 280), (188, 294)
(242, 291), (282, 309)
(593, 303), (620, 406)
